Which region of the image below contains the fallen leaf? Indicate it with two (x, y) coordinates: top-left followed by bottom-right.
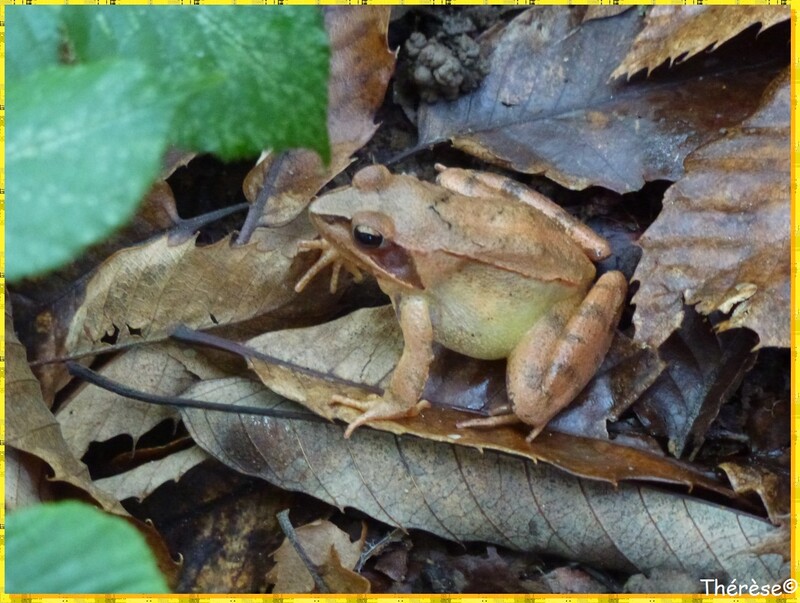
(632, 69), (789, 349)
(245, 305), (719, 490)
(6, 449), (55, 511)
(49, 216), (322, 358)
(6, 296), (180, 584)
(55, 344), (199, 459)
(127, 458), (296, 593)
(243, 7), (395, 227)
(415, 8), (776, 193)
(268, 519), (369, 593)
(548, 332), (664, 439)
(720, 461), (789, 526)
(180, 377), (788, 585)
(541, 567), (608, 594)
(633, 308), (758, 458)
(6, 298), (126, 515)
(94, 446), (209, 503)
(611, 6), (789, 79)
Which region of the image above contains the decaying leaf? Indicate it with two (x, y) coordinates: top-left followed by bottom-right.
(95, 446), (210, 503)
(612, 6), (789, 79)
(243, 305), (716, 489)
(6, 299), (127, 515)
(243, 7), (395, 227)
(633, 309), (758, 458)
(180, 378), (787, 585)
(55, 344), (200, 459)
(7, 449), (55, 511)
(268, 519), (369, 593)
(54, 217), (322, 358)
(720, 461), (789, 526)
(415, 8), (776, 193)
(632, 69), (789, 349)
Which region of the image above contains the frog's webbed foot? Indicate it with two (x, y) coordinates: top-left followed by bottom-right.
(295, 238), (363, 293)
(331, 393), (430, 438)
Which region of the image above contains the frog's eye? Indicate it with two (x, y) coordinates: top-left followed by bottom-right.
(353, 224), (384, 248)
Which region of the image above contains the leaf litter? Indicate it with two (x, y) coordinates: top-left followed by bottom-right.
(7, 6), (791, 593)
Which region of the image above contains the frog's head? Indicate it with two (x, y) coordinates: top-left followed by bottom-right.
(308, 165), (424, 290)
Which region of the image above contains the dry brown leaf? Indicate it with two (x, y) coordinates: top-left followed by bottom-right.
(6, 449), (55, 511)
(245, 305), (718, 490)
(633, 309), (757, 458)
(6, 299), (127, 515)
(415, 7), (776, 193)
(95, 446), (209, 503)
(720, 461), (789, 526)
(180, 378), (787, 585)
(55, 345), (200, 458)
(52, 216), (323, 358)
(632, 69), (789, 349)
(268, 519), (368, 593)
(611, 6), (789, 79)
(243, 7), (395, 227)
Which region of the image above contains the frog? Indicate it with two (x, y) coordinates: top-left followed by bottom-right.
(295, 164), (628, 441)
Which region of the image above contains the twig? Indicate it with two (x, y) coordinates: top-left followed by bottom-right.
(170, 325), (382, 395)
(355, 527), (406, 572)
(276, 509), (331, 594)
(66, 361), (328, 422)
(236, 152), (288, 246)
(171, 202), (250, 240)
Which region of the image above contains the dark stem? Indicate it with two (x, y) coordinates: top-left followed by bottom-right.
(172, 202), (250, 240)
(276, 509), (331, 594)
(236, 152), (288, 246)
(170, 324), (381, 394)
(66, 361), (328, 423)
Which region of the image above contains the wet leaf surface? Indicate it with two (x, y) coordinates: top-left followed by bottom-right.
(415, 8), (777, 193)
(632, 69), (789, 349)
(633, 308), (758, 458)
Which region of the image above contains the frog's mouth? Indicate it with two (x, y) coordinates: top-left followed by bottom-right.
(312, 213), (424, 291)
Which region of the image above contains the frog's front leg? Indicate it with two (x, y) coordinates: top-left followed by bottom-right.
(509, 270), (628, 441)
(332, 295), (434, 438)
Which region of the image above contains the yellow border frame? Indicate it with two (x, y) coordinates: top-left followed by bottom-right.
(0, 1), (795, 601)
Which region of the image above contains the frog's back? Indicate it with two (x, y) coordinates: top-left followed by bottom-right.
(424, 186), (595, 287)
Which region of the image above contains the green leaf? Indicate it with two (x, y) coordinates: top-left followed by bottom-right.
(6, 501), (169, 593)
(6, 60), (177, 281)
(6, 6), (63, 83)
(63, 6), (331, 161)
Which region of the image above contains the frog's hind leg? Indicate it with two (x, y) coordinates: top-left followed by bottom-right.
(508, 271), (627, 441)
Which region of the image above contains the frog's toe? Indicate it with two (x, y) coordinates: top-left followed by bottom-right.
(330, 393), (378, 413)
(525, 423), (547, 443)
(456, 413), (520, 429)
(334, 397), (430, 438)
